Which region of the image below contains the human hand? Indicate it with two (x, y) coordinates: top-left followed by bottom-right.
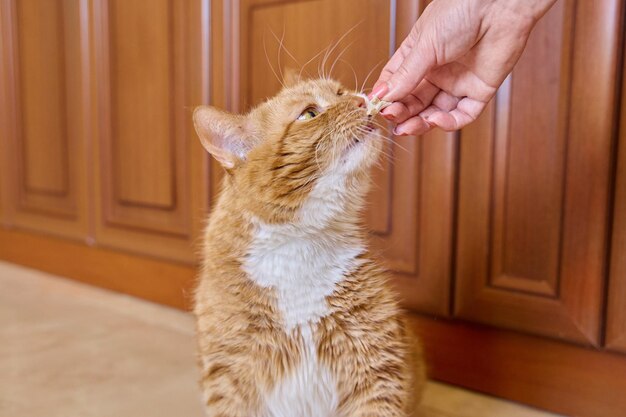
(370, 0), (556, 135)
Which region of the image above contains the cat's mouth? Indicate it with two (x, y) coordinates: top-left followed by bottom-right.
(350, 121), (377, 147)
(364, 119), (376, 133)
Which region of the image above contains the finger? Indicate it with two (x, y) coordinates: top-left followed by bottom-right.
(420, 97), (486, 131)
(383, 41), (435, 103)
(393, 115), (433, 136)
(382, 94), (428, 124)
(380, 102), (407, 122)
(369, 41), (413, 98)
(381, 79), (439, 123)
(418, 104), (440, 120)
(374, 38), (414, 86)
(432, 90), (460, 112)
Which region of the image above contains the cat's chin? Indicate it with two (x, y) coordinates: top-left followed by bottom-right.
(338, 128), (381, 173)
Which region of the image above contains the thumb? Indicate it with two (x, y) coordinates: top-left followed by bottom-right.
(381, 40), (435, 103)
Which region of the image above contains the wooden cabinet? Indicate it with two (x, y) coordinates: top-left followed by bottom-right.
(220, 0), (456, 315)
(0, 0), (209, 263)
(89, 0), (209, 262)
(2, 0), (626, 416)
(455, 0), (622, 346)
(607, 60), (626, 353)
(0, 0), (89, 240)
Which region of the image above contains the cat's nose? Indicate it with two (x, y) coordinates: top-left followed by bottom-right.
(349, 95), (366, 108)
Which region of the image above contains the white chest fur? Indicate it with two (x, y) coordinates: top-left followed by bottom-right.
(243, 225), (359, 417)
(243, 222), (362, 330)
(242, 173), (362, 416)
(242, 173), (362, 331)
(262, 325), (338, 417)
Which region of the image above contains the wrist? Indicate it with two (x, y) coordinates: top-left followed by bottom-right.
(481, 0), (556, 36)
(486, 0), (557, 28)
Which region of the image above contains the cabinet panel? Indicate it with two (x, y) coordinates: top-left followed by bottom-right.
(0, 0), (88, 239)
(455, 0), (621, 345)
(489, 3), (572, 296)
(109, 0), (174, 208)
(91, 0), (209, 262)
(607, 61), (626, 352)
(213, 0), (455, 314)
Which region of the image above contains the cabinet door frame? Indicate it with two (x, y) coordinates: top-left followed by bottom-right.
(454, 0), (622, 346)
(89, 0), (210, 263)
(0, 0), (90, 240)
(607, 57), (626, 352)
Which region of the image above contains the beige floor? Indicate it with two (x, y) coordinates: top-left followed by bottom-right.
(0, 261), (564, 417)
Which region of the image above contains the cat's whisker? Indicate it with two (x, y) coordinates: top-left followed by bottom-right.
(328, 39), (357, 79)
(321, 20), (363, 79)
(274, 26), (287, 82)
(361, 120), (390, 131)
(367, 125), (396, 138)
(353, 127), (401, 159)
(319, 39), (338, 80)
(360, 59), (385, 93)
(363, 134), (403, 157)
(299, 45), (329, 79)
(318, 44), (332, 80)
(339, 59), (359, 92)
(269, 26), (301, 73)
(263, 30), (285, 89)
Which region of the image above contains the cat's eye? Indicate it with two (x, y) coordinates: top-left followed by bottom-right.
(297, 107), (319, 121)
(337, 89), (344, 96)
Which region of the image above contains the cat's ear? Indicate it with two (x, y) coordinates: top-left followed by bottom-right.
(283, 67), (301, 87)
(193, 106), (252, 169)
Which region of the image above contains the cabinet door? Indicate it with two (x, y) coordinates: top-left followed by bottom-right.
(607, 61), (626, 353)
(90, 0), (209, 263)
(454, 0), (621, 345)
(212, 0), (455, 315)
(0, 0), (88, 240)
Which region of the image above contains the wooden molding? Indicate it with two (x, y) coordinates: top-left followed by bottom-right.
(0, 228), (196, 309)
(607, 40), (626, 353)
(412, 315), (626, 417)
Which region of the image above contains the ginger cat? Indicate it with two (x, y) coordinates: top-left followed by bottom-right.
(193, 75), (425, 417)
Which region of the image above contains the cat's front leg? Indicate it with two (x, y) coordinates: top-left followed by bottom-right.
(343, 386), (411, 417)
(199, 354), (261, 417)
(331, 321), (422, 417)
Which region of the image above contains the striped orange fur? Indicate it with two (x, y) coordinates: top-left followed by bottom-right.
(193, 77), (425, 417)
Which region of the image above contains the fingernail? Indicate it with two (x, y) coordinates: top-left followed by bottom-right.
(421, 115), (435, 128)
(369, 82), (389, 100)
(382, 110), (397, 121)
(393, 126), (406, 136)
(378, 81), (395, 101)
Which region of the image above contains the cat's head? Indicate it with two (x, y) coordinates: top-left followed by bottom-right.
(193, 76), (383, 225)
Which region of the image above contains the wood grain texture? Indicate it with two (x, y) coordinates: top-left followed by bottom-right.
(0, 228), (195, 309)
(109, 0), (175, 208)
(607, 59), (626, 352)
(455, 0), (622, 345)
(412, 315), (626, 417)
(90, 0), (210, 263)
(0, 0), (89, 239)
(214, 0), (455, 315)
(489, 3), (573, 296)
